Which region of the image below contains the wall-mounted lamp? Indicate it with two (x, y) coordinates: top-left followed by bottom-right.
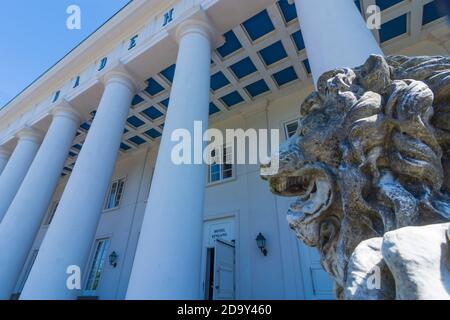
(109, 251), (118, 268)
(256, 233), (268, 256)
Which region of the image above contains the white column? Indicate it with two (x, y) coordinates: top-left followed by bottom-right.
(0, 128), (42, 222)
(0, 104), (81, 300)
(126, 19), (214, 300)
(0, 147), (11, 176)
(292, 0), (383, 85)
(20, 70), (136, 300)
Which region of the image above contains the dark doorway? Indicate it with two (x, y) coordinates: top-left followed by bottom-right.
(204, 247), (215, 300)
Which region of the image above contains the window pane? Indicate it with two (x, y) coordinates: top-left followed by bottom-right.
(207, 144), (234, 184)
(223, 145), (233, 164)
(223, 170), (233, 179)
(223, 163), (233, 179)
(85, 239), (110, 291)
(115, 180), (125, 207)
(211, 164), (221, 182)
(105, 182), (118, 209)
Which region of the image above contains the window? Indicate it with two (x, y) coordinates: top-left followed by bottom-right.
(85, 238), (110, 292)
(44, 201), (59, 226)
(104, 178), (125, 210)
(207, 145), (234, 185)
(284, 119), (299, 138)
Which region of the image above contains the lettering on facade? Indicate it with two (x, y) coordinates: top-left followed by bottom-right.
(98, 57), (108, 71)
(52, 90), (60, 103)
(207, 221), (234, 247)
(129, 35), (138, 50)
(211, 228), (228, 241)
(73, 76), (80, 88)
(163, 8), (174, 27)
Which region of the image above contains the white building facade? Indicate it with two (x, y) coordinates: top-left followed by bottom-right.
(0, 0), (448, 300)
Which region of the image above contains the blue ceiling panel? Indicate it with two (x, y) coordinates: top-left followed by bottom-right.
(242, 10), (275, 41)
(221, 91), (244, 107)
(217, 31), (243, 58)
(303, 59), (311, 74)
(273, 66), (298, 87)
(141, 106), (163, 120)
(145, 78), (165, 96)
(160, 98), (170, 108)
(211, 71), (230, 91)
(376, 0), (403, 11)
(259, 41), (288, 66)
(354, 0), (362, 13)
(120, 143), (131, 151)
(131, 94), (145, 106)
(80, 122), (90, 131)
(379, 14), (407, 42)
(145, 129), (162, 139)
(423, 1), (446, 25)
(245, 79), (270, 98)
(209, 102), (221, 115)
(230, 57), (257, 79)
(127, 116), (145, 128)
(278, 0), (297, 23)
(129, 135), (146, 145)
(160, 64), (176, 83)
(292, 30), (305, 51)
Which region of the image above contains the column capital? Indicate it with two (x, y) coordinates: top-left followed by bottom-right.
(173, 10), (223, 47)
(101, 64), (140, 93)
(15, 126), (44, 144)
(51, 100), (83, 125)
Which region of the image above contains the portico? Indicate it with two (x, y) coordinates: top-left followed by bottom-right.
(0, 0), (448, 300)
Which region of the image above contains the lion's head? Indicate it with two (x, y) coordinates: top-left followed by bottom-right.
(262, 55), (450, 296)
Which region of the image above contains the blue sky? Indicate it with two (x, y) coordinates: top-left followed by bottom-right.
(0, 0), (131, 107)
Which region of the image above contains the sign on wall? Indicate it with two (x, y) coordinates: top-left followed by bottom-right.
(205, 219), (235, 247)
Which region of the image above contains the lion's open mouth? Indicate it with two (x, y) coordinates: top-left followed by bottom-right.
(268, 164), (334, 235)
(281, 176), (313, 195)
(289, 179), (332, 218)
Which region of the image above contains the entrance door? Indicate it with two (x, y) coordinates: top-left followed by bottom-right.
(213, 240), (235, 300)
(202, 217), (235, 300)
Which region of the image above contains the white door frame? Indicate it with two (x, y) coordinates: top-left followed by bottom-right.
(200, 214), (237, 300)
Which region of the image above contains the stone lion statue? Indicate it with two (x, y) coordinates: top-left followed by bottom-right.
(262, 55), (450, 300)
